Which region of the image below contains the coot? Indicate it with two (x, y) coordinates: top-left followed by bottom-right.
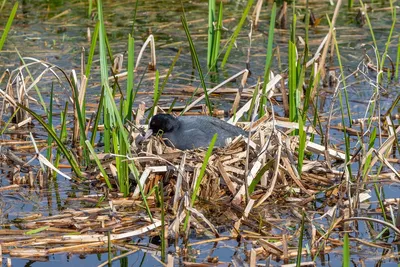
(142, 114), (247, 150)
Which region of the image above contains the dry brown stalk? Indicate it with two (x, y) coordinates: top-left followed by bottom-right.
(216, 160), (237, 195)
(187, 236), (231, 247)
(0, 185), (19, 192)
(258, 238), (283, 257)
(314, 0), (343, 87)
(255, 133), (282, 207)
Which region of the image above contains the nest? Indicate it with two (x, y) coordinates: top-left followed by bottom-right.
(131, 117), (342, 208)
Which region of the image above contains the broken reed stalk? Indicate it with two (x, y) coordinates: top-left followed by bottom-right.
(135, 34), (156, 71)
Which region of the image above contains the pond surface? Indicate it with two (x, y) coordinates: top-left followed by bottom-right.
(0, 0), (399, 266)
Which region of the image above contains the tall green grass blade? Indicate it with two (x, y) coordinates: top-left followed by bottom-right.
(301, 64), (314, 122)
(310, 78), (322, 143)
(147, 48), (181, 121)
(373, 179), (389, 222)
(378, 0), (396, 76)
(81, 22), (99, 141)
(221, 0), (254, 68)
(190, 133), (217, 205)
(54, 102), (68, 178)
(160, 47), (181, 89)
(296, 211), (305, 266)
(88, 0), (93, 18)
(363, 127), (376, 177)
(115, 128), (129, 196)
(184, 134), (217, 231)
(85, 140), (112, 189)
(130, 0), (140, 36)
(70, 75), (90, 165)
(0, 0), (6, 12)
(181, 15), (213, 114)
(0, 2), (18, 51)
(103, 27), (124, 102)
(112, 130), (122, 191)
(259, 2), (277, 117)
(18, 104), (83, 178)
(343, 233), (350, 266)
(47, 83), (54, 161)
(131, 65), (149, 112)
(97, 0), (147, 208)
(288, 7), (298, 123)
(396, 36), (400, 80)
(124, 35), (135, 121)
(329, 17), (352, 176)
(147, 70), (160, 121)
(348, 0), (354, 9)
(375, 227), (390, 239)
(304, 9), (310, 55)
(211, 1), (223, 69)
(298, 115), (306, 174)
(120, 134), (129, 195)
(90, 86), (104, 146)
(131, 168), (153, 222)
(97, 0), (112, 153)
(114, 129), (129, 195)
(85, 21), (99, 79)
(0, 107), (20, 135)
(168, 98), (177, 113)
(246, 78), (260, 121)
(359, 1), (380, 65)
(300, 8), (310, 122)
(159, 181), (166, 263)
(207, 0), (216, 68)
(248, 160), (274, 194)
(385, 95), (399, 120)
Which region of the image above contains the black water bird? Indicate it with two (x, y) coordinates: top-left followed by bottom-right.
(141, 113), (248, 150)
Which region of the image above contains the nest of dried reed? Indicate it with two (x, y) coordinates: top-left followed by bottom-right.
(1, 113), (398, 264)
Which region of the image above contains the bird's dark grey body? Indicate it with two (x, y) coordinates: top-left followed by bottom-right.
(148, 114), (247, 150)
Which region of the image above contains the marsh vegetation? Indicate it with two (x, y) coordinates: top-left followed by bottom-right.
(0, 0), (399, 266)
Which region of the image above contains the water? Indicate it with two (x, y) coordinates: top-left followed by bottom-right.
(0, 0), (399, 266)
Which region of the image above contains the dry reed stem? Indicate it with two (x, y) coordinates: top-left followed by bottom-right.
(254, 132), (281, 207)
(365, 125), (400, 180)
(314, 0), (342, 83)
(173, 153), (186, 212)
(230, 69), (249, 116)
(135, 34), (156, 71)
(252, 0), (263, 28)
